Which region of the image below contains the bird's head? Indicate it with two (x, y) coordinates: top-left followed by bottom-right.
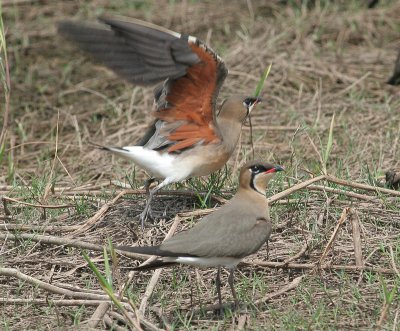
(239, 160), (284, 195)
(243, 96), (262, 116)
(219, 96), (262, 122)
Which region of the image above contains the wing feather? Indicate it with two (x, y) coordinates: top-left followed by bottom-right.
(154, 43), (228, 152)
(159, 207), (272, 258)
(59, 15), (228, 152)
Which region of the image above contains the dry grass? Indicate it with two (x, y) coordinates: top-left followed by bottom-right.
(1, 0), (400, 330)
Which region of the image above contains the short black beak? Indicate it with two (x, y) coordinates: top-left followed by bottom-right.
(250, 97), (262, 106)
(245, 97), (262, 116)
(274, 165), (284, 172)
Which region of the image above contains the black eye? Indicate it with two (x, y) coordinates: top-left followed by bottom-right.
(250, 165), (265, 173)
(243, 97), (252, 107)
(242, 97), (261, 108)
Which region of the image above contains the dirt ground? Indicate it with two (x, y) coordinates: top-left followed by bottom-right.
(1, 0), (400, 330)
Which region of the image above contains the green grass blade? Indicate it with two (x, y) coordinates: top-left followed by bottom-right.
(0, 140), (5, 163)
(82, 251), (111, 291)
(254, 63), (272, 97)
(82, 251), (123, 310)
(103, 246), (112, 289)
(323, 113), (335, 171)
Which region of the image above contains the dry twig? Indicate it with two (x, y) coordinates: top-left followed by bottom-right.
(2, 196), (73, 209)
(326, 175), (400, 197)
(0, 267), (108, 300)
(0, 233), (145, 259)
(87, 302), (111, 329)
(319, 208), (349, 264)
(235, 314), (248, 331)
(86, 213), (182, 327)
(268, 175), (326, 203)
(349, 209), (363, 267)
(276, 234), (312, 267)
(71, 189), (132, 235)
(246, 261), (396, 274)
(138, 215), (182, 315)
(103, 314), (129, 331)
(307, 185), (379, 202)
(0, 298), (110, 306)
(255, 275), (304, 304)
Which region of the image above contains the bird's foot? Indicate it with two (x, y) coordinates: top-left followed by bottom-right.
(138, 206), (155, 229)
(213, 302), (237, 316)
(214, 301), (248, 317)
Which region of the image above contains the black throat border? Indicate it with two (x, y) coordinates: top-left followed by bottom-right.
(250, 173), (265, 196)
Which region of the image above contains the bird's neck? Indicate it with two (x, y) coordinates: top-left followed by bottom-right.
(234, 187), (269, 216)
(217, 117), (242, 152)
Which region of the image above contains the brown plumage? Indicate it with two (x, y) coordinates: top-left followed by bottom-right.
(117, 160), (284, 309)
(58, 15), (263, 226)
(158, 44), (220, 152)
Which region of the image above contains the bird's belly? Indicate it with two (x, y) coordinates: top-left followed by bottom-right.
(178, 145), (231, 178)
(129, 145), (230, 181)
(122, 147), (191, 181)
(173, 256), (241, 269)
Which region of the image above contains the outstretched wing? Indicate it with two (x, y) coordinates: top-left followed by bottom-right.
(58, 14), (199, 85)
(153, 41), (228, 152)
(58, 15), (228, 153)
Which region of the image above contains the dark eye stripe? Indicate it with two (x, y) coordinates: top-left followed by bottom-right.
(249, 164), (277, 174)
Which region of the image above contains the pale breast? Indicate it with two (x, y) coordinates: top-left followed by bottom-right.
(176, 143), (231, 177)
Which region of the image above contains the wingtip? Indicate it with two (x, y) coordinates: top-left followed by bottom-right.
(57, 19), (109, 39)
(98, 14), (182, 39)
(116, 245), (162, 256)
(87, 141), (109, 150)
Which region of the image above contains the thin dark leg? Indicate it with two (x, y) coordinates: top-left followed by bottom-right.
(215, 267), (223, 310)
(139, 188), (156, 229)
(144, 177), (156, 195)
(139, 178), (171, 229)
(139, 179), (169, 229)
(228, 268), (238, 308)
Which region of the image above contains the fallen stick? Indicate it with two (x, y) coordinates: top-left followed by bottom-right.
(0, 223), (79, 233)
(150, 307), (173, 330)
(0, 267), (108, 300)
(349, 209), (363, 266)
(268, 175), (326, 204)
(0, 233), (145, 260)
(2, 196), (73, 209)
(71, 189), (132, 235)
(255, 275), (304, 304)
(275, 234), (312, 267)
(246, 261), (397, 274)
(110, 311), (164, 331)
(138, 215), (182, 315)
(0, 298), (110, 306)
(2, 0), (40, 6)
(307, 185), (378, 201)
(319, 208), (349, 264)
(103, 314), (130, 331)
(235, 314), (249, 331)
(388, 246), (400, 279)
(86, 215), (182, 327)
(87, 302), (111, 329)
(325, 175), (400, 197)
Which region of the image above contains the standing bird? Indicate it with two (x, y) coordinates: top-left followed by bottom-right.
(117, 160), (284, 309)
(58, 15), (262, 226)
